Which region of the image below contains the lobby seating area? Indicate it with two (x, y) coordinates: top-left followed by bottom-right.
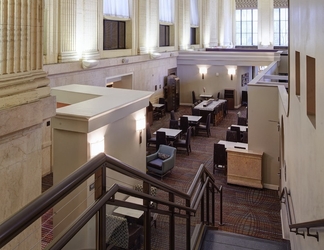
(41, 105), (283, 250)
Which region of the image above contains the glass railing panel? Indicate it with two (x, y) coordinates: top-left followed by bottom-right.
(61, 214), (96, 250)
(106, 203), (144, 250)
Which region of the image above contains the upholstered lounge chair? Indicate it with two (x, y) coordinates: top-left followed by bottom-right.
(106, 214), (142, 250)
(146, 145), (176, 178)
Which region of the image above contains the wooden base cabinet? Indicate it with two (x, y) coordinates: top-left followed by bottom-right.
(224, 89), (235, 110)
(226, 148), (263, 189)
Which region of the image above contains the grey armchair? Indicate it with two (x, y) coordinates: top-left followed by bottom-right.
(146, 145), (176, 178)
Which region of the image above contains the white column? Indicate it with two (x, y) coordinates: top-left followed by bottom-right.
(258, 0), (274, 49)
(202, 0), (219, 48)
(82, 0), (100, 60)
(58, 0), (80, 62)
(219, 0), (235, 47)
(178, 0), (190, 50)
(138, 0), (150, 54)
(43, 0), (59, 64)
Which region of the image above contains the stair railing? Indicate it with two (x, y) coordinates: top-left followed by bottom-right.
(280, 187), (324, 241)
(0, 153), (223, 250)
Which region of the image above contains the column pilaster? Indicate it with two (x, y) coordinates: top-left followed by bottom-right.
(82, 0), (100, 60)
(58, 0), (79, 62)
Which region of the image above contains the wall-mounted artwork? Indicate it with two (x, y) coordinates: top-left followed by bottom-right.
(241, 73), (249, 87)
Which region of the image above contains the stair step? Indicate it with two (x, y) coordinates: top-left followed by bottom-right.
(201, 230), (290, 250)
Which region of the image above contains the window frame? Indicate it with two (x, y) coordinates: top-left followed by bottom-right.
(273, 8), (288, 46)
(159, 25), (170, 47)
(103, 19), (126, 50)
(235, 9), (258, 46)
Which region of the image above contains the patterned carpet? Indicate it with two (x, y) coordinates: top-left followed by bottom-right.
(146, 105), (284, 249)
(42, 104), (284, 249)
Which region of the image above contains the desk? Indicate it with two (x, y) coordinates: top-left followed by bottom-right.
(113, 196), (144, 219)
(200, 94), (213, 100)
(228, 125), (248, 132)
(154, 128), (182, 139)
(217, 140), (248, 150)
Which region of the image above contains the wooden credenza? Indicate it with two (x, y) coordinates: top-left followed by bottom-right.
(226, 148), (263, 189)
(224, 89), (235, 110)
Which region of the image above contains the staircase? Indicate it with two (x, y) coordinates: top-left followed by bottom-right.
(201, 229), (291, 250)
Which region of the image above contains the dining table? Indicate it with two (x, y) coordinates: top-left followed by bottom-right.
(228, 124), (248, 132)
(181, 115), (202, 125)
(217, 140), (248, 150)
(113, 196), (144, 219)
(153, 128), (182, 140)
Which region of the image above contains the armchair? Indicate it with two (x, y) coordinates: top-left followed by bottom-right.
(106, 214), (142, 250)
(146, 145), (176, 178)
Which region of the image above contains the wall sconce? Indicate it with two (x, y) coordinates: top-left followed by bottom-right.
(150, 52), (162, 59)
(227, 66), (237, 80)
(199, 67), (207, 80)
(90, 138), (104, 158)
(136, 117), (146, 144)
(82, 59), (98, 69)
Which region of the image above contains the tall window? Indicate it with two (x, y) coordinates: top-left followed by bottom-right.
(159, 0), (174, 47)
(160, 25), (170, 47)
(103, 0), (130, 50)
(235, 0), (258, 46)
(103, 0), (129, 18)
(103, 20), (125, 50)
(236, 9), (258, 46)
(273, 8), (288, 46)
(190, 0), (199, 45)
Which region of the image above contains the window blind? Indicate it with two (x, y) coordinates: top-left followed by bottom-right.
(159, 0), (174, 23)
(190, 0), (199, 26)
(235, 0), (257, 9)
(103, 0), (129, 18)
(274, 0), (288, 8)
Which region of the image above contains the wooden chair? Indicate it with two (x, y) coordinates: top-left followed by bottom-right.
(173, 126), (192, 155)
(179, 116), (189, 138)
(169, 119), (179, 129)
(196, 113), (211, 137)
(192, 90), (202, 105)
(170, 110), (176, 120)
(242, 131), (248, 143)
(156, 131), (168, 151)
(213, 143), (227, 174)
(191, 107), (200, 116)
(226, 130), (238, 142)
(238, 116), (248, 126)
(146, 123), (156, 147)
(230, 126), (241, 142)
(158, 98), (166, 117)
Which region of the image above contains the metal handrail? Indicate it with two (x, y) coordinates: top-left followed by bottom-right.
(280, 187), (324, 241)
(0, 153), (223, 249)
